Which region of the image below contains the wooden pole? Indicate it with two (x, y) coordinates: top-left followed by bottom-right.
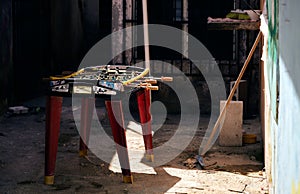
(201, 31), (262, 156)
(142, 0), (150, 74)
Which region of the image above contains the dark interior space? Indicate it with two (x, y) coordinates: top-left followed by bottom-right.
(0, 0), (260, 116)
(12, 0), (51, 102)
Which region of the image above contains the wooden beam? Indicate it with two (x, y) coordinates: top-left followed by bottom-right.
(208, 21), (261, 30)
(142, 0), (150, 72)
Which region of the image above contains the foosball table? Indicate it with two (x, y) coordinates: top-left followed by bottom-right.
(44, 65), (172, 184)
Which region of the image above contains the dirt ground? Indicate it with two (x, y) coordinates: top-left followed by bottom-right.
(0, 97), (268, 194)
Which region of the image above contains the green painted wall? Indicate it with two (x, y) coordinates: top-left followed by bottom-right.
(277, 0), (300, 193)
(266, 0), (300, 193)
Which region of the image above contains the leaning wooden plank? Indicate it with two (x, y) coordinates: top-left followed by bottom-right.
(200, 31), (262, 155)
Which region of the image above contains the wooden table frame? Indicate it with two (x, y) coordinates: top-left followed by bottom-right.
(44, 89), (153, 185)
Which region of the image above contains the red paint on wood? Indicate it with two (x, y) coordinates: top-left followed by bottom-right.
(137, 89), (153, 155)
(105, 100), (131, 176)
(79, 97), (95, 154)
(45, 96), (63, 176)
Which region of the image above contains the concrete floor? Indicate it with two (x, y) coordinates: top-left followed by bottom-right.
(0, 96), (268, 193)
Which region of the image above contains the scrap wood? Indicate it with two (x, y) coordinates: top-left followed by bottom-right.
(8, 106), (29, 114)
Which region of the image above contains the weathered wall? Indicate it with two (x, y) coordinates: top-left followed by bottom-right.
(264, 0), (300, 193)
(276, 0), (300, 193)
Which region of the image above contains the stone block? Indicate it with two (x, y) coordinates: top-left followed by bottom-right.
(219, 100), (243, 146)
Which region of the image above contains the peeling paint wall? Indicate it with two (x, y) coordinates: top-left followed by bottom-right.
(277, 0), (300, 193)
(264, 0), (279, 192)
(265, 0), (300, 193)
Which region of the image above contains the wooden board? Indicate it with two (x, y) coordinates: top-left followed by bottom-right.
(208, 21), (260, 30)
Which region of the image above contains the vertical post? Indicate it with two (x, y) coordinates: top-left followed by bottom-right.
(105, 100), (133, 183)
(125, 0), (133, 64)
(44, 96), (63, 185)
(182, 0), (188, 58)
(141, 0), (153, 160)
(142, 0), (150, 72)
(136, 89), (154, 161)
(112, 0), (124, 64)
(79, 97), (94, 157)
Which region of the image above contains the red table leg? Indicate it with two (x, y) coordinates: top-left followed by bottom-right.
(105, 100), (133, 183)
(136, 89), (154, 162)
(44, 96), (63, 185)
(79, 97), (94, 157)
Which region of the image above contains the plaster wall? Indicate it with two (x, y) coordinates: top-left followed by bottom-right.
(275, 0), (300, 193)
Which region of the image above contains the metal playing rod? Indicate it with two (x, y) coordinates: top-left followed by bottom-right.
(200, 31), (262, 156)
